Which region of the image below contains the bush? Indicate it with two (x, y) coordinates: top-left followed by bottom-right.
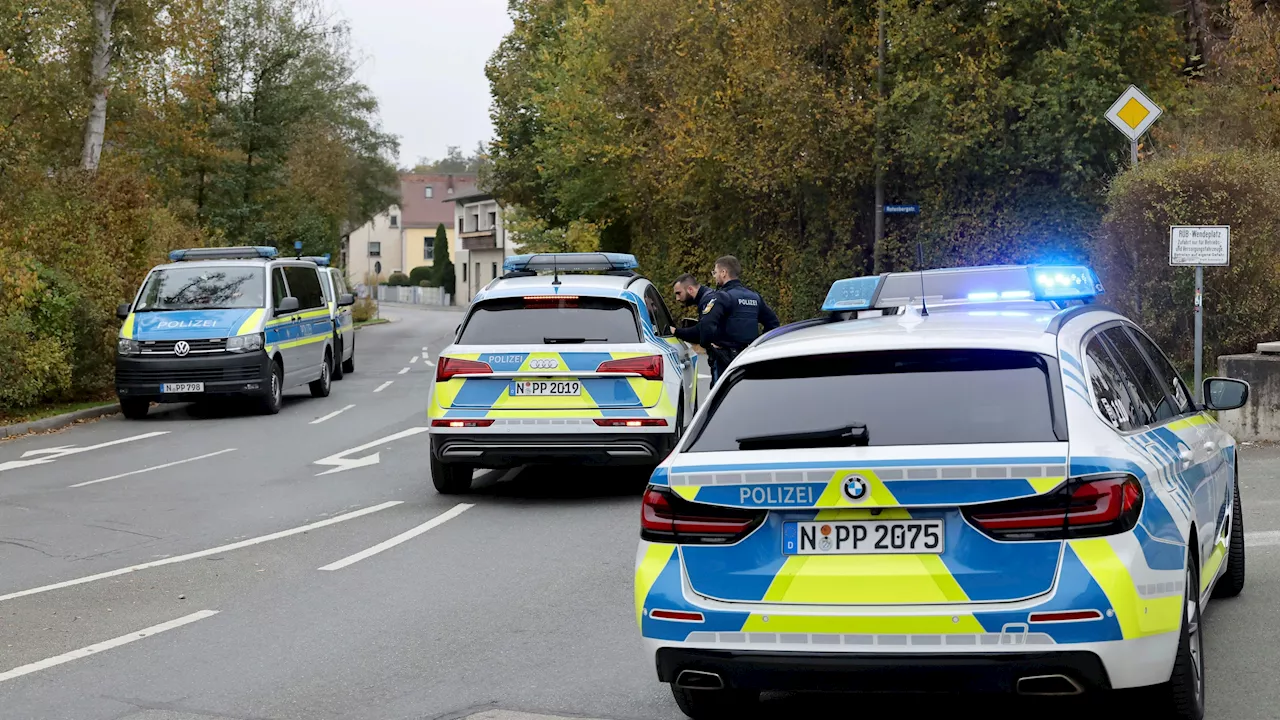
(408, 266), (436, 286)
(387, 272), (411, 286)
(352, 296), (378, 323)
(1094, 149), (1280, 372)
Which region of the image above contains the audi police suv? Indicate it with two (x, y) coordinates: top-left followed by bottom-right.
(427, 253), (699, 494)
(636, 264), (1248, 720)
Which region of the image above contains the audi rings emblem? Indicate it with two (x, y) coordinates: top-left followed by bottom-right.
(529, 358), (559, 370)
(173, 340), (191, 357)
(842, 475), (870, 503)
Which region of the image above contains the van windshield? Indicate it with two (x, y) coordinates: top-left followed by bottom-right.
(135, 266), (266, 311)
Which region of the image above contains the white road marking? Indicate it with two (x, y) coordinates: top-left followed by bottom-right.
(374, 381), (393, 393)
(1246, 531), (1280, 548)
(422, 346), (428, 351)
(697, 373), (711, 380)
(424, 359), (434, 367)
(319, 503), (474, 571)
(410, 356), (419, 364)
(70, 448), (237, 488)
(0, 502), (402, 603)
(1, 432), (170, 474)
(0, 610), (219, 683)
(312, 426), (429, 475)
(310, 404), (355, 425)
(398, 367), (410, 375)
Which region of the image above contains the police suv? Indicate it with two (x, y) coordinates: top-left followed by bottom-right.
(115, 246), (352, 418)
(428, 252), (698, 494)
(636, 264), (1248, 720)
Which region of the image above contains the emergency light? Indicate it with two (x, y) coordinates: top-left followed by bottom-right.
(169, 246), (279, 262)
(503, 252), (639, 274)
(819, 263), (1102, 313)
(821, 276), (881, 312)
(300, 256), (331, 267)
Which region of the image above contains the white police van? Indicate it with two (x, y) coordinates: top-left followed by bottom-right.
(301, 255), (357, 379)
(115, 246), (352, 418)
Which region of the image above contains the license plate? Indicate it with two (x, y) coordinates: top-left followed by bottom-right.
(509, 380), (580, 396)
(161, 382), (204, 393)
(783, 520), (945, 555)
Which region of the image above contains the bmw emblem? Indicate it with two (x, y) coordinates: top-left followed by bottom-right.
(842, 475), (869, 503)
(174, 340), (190, 357)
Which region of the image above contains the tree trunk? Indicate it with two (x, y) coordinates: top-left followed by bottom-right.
(80, 0), (119, 172)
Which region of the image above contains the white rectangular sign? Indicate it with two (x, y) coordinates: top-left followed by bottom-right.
(1169, 226), (1230, 267)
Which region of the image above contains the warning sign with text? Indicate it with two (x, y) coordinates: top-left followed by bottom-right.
(1169, 226), (1230, 267)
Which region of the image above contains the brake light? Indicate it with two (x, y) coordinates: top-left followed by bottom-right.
(965, 474), (1143, 541)
(597, 355), (663, 380)
(523, 294), (579, 308)
(641, 487), (764, 544)
(436, 357), (492, 382)
(430, 419), (495, 428)
(594, 418), (668, 427)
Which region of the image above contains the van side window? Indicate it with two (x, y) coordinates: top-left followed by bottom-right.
(271, 268), (288, 308)
(283, 266), (325, 310)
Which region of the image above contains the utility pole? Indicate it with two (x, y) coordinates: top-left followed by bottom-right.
(873, 0), (886, 274)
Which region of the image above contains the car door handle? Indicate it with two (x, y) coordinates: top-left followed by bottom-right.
(1179, 449), (1194, 467)
(1203, 441), (1218, 452)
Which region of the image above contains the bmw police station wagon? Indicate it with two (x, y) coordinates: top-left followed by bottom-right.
(635, 264), (1249, 720)
(301, 255), (357, 379)
(427, 252), (697, 494)
(115, 246), (352, 419)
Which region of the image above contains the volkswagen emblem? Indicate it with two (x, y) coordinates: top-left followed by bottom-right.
(173, 340), (191, 357)
(529, 358), (558, 370)
(842, 475), (870, 503)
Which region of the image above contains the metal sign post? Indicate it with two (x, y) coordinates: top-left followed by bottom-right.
(1170, 226), (1230, 402)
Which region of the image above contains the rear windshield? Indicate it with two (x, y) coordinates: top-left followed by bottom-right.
(458, 297), (641, 344)
(685, 349), (1060, 451)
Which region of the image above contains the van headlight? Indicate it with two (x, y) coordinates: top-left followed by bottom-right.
(226, 333), (264, 353)
(117, 338), (140, 356)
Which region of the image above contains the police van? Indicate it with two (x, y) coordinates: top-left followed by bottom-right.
(301, 256), (357, 379)
(115, 246), (352, 419)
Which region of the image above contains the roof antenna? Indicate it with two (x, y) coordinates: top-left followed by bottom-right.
(916, 241), (929, 317)
(551, 254), (561, 287)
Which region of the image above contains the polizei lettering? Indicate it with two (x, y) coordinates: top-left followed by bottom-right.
(738, 484), (814, 506)
(156, 319), (219, 329)
(738, 298), (758, 306)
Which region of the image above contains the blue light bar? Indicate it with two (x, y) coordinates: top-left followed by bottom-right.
(1029, 265), (1103, 301)
(168, 246), (278, 262)
(822, 276), (882, 312)
(502, 252), (639, 274)
(299, 256), (330, 267)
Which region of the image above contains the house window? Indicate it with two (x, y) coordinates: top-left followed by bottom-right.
(471, 214), (479, 230)
(487, 211), (497, 229)
(369, 241), (381, 257)
(425, 186), (434, 199)
(425, 239), (434, 261)
(491, 262), (497, 280)
(462, 263), (468, 281)
(389, 216), (398, 228)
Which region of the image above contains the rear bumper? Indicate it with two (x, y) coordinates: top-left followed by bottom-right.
(431, 432), (676, 467)
(655, 647), (1111, 694)
(115, 352), (271, 400)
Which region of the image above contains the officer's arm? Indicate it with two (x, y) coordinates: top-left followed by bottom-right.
(674, 322), (699, 343)
(698, 294), (727, 348)
(758, 297), (781, 332)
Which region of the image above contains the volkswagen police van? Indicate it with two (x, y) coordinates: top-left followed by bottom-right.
(301, 255), (357, 379)
(115, 246), (352, 418)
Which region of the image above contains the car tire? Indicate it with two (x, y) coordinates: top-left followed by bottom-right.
(310, 351), (332, 398)
(430, 453), (473, 494)
(670, 685), (759, 720)
(120, 398), (151, 420)
(332, 336), (345, 380)
(342, 335), (355, 374)
(1213, 471), (1246, 599)
(259, 360), (284, 415)
(1151, 557), (1205, 720)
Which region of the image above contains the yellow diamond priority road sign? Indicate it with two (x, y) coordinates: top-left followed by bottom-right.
(1105, 85), (1162, 141)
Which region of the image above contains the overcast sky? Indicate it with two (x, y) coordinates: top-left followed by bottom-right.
(327, 0), (514, 169)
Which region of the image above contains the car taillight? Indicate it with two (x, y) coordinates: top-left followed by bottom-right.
(965, 474), (1143, 541)
(641, 487), (764, 544)
(597, 355), (663, 380)
(436, 357), (493, 382)
(430, 419), (495, 428)
(594, 418), (668, 427)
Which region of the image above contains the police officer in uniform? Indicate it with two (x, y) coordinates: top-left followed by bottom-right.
(700, 256), (780, 386)
(671, 273), (714, 338)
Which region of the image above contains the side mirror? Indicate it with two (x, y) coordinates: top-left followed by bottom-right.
(116, 302), (132, 320)
(679, 317), (697, 329)
(276, 296), (300, 314)
(1204, 378), (1249, 411)
(337, 293), (355, 307)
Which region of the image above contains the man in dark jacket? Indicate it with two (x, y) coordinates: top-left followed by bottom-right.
(670, 273), (721, 383)
(699, 256), (780, 386)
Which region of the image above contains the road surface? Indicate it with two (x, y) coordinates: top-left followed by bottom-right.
(1, 303), (1278, 720)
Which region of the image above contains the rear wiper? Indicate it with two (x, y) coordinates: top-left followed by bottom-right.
(543, 337), (607, 344)
(736, 423), (869, 450)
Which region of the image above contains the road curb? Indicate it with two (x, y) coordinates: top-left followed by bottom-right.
(0, 403), (121, 440)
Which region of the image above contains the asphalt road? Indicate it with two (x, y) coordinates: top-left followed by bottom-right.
(1, 303), (1279, 720)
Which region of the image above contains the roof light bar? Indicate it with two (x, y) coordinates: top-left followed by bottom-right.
(502, 252), (639, 274)
(299, 255), (330, 267)
(820, 263), (1101, 313)
(1029, 265), (1103, 301)
(821, 276), (882, 312)
(169, 246), (278, 262)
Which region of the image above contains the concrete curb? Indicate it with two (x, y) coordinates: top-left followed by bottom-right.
(0, 403), (120, 440)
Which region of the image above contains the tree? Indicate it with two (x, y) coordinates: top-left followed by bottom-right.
(413, 145), (484, 174)
(432, 223), (455, 296)
(81, 0), (122, 171)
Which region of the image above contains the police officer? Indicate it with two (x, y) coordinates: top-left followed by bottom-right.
(669, 273), (724, 380)
(700, 256), (780, 386)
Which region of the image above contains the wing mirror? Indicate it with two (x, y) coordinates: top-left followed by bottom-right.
(116, 302), (131, 320)
(337, 293), (355, 307)
(1203, 378), (1249, 411)
(276, 296), (300, 313)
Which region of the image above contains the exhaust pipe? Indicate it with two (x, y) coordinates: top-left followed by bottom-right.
(1017, 674), (1084, 696)
(675, 670), (725, 690)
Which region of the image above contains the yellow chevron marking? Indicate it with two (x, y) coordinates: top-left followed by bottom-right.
(740, 613), (985, 635)
(235, 308), (266, 336)
(815, 470), (899, 508)
(672, 486), (700, 501)
(120, 313), (136, 339)
(1028, 477), (1066, 493)
(635, 544), (676, 628)
(1071, 538), (1182, 638)
(1201, 541), (1226, 593)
